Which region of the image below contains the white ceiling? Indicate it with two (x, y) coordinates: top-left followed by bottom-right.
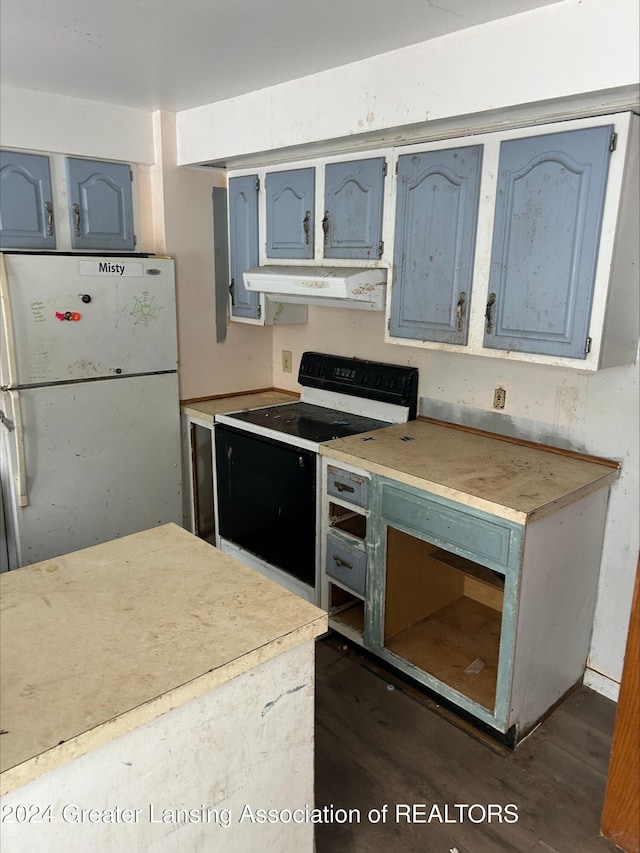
(1, 0), (563, 112)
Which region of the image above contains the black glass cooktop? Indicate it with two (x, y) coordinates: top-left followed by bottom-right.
(225, 402), (391, 443)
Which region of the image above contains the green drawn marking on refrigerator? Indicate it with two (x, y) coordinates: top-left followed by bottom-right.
(30, 300), (46, 323)
(130, 292), (161, 326)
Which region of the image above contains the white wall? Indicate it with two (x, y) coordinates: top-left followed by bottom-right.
(147, 111), (273, 399)
(0, 87), (155, 164)
(177, 0), (639, 166)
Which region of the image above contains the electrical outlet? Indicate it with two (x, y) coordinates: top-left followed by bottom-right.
(493, 387), (506, 409)
(282, 350), (292, 373)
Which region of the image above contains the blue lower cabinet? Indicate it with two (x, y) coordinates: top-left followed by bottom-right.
(358, 474), (611, 744)
(370, 479), (518, 734)
(326, 532), (367, 597)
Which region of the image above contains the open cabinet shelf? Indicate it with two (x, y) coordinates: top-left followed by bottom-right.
(384, 527), (505, 711)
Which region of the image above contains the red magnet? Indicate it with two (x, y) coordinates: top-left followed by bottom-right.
(55, 311), (82, 321)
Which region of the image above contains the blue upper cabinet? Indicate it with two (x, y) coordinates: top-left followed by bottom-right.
(390, 145), (482, 345)
(66, 157), (135, 251)
(228, 174), (261, 320)
(323, 158), (385, 260)
(0, 150), (56, 249)
(265, 168), (315, 259)
(484, 125), (613, 359)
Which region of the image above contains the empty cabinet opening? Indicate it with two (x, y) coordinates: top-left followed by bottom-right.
(328, 502), (366, 541)
(384, 527), (504, 711)
(190, 423), (215, 544)
(329, 583), (364, 636)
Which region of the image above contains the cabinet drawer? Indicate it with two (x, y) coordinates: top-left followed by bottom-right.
(380, 481), (522, 572)
(326, 532), (366, 596)
(327, 465), (368, 507)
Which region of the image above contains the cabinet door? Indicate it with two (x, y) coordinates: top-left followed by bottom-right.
(228, 175), (261, 319)
(323, 157), (385, 260)
(265, 168), (315, 259)
(390, 146), (482, 344)
(484, 125), (613, 358)
(66, 157), (135, 251)
(0, 150), (56, 249)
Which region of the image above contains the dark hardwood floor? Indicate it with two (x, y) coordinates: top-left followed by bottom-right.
(315, 636), (619, 853)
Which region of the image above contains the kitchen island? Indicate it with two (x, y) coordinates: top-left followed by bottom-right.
(0, 524), (327, 851)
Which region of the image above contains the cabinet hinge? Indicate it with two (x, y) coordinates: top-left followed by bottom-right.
(130, 169), (134, 182)
(255, 177), (260, 191)
(585, 336), (592, 355)
(378, 240), (384, 258)
(395, 161), (399, 175)
(382, 160), (388, 177)
(257, 303), (262, 319)
(133, 234), (137, 247)
(610, 133), (617, 152)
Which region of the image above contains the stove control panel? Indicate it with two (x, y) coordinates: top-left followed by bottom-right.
(298, 352), (418, 419)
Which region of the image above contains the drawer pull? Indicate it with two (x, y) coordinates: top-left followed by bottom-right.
(334, 481), (355, 494)
(333, 556), (353, 570)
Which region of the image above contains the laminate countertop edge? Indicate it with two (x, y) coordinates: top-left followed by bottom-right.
(0, 618), (326, 798)
(320, 421), (620, 524)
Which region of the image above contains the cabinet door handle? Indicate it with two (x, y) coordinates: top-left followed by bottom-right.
(456, 291), (467, 332)
(333, 556), (353, 570)
(229, 277), (235, 305)
(485, 292), (497, 334)
(45, 201), (54, 236)
(334, 481), (355, 493)
(322, 211), (330, 245)
(72, 202), (82, 237)
(303, 210), (311, 245)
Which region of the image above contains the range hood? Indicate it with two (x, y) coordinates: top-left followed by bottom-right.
(243, 265), (387, 311)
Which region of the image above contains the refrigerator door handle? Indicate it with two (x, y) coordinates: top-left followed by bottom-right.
(8, 389), (29, 507)
(0, 257), (28, 506)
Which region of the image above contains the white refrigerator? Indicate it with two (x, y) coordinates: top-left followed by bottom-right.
(1, 253), (182, 571)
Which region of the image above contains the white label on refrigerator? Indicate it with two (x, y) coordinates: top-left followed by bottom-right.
(78, 261), (144, 277)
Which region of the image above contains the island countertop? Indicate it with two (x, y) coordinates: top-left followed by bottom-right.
(320, 419), (619, 523)
(0, 524), (327, 796)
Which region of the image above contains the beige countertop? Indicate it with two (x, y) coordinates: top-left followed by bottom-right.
(0, 524), (327, 796)
(320, 419), (619, 523)
(181, 390), (298, 422)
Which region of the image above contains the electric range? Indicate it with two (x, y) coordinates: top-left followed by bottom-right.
(213, 352), (418, 602)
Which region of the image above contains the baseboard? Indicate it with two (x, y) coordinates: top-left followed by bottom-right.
(584, 667), (620, 702)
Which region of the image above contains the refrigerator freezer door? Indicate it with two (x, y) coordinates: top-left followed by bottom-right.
(1, 254), (177, 386)
(1, 373), (182, 569)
